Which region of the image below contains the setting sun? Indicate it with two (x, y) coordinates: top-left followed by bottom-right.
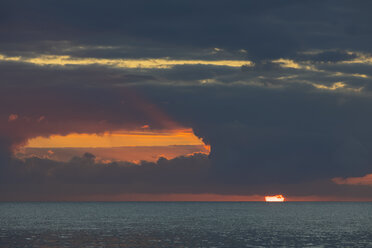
(265, 195), (285, 202)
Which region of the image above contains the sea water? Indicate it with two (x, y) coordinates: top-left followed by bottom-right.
(1, 202), (372, 247)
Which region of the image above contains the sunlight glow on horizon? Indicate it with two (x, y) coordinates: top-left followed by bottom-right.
(265, 195), (285, 202)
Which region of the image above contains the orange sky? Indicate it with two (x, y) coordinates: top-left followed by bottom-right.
(25, 128), (206, 148)
(18, 128), (210, 162)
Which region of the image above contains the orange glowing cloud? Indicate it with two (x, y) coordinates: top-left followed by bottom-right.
(332, 174), (372, 186)
(265, 195), (285, 202)
(8, 114), (18, 122)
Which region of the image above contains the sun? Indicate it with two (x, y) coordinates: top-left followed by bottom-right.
(265, 195), (285, 202)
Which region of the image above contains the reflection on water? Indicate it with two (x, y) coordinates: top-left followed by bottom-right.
(1, 202), (372, 247)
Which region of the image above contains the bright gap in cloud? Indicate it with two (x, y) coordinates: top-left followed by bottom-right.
(25, 129), (205, 148)
(17, 128), (211, 163)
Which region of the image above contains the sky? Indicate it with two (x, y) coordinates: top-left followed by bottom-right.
(1, 0), (372, 201)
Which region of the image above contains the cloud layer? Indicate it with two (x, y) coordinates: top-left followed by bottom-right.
(2, 0), (372, 200)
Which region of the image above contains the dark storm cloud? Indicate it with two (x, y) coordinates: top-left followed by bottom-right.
(0, 62), (157, 87)
(1, 152), (211, 186)
(1, 0), (372, 91)
(1, 0), (372, 60)
(140, 85), (372, 184)
(2, 149), (372, 200)
(295, 51), (358, 63)
(0, 153), (213, 200)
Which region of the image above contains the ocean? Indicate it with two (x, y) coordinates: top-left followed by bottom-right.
(1, 202), (371, 247)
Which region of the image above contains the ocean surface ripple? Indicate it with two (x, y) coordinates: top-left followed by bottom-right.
(1, 202), (372, 247)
